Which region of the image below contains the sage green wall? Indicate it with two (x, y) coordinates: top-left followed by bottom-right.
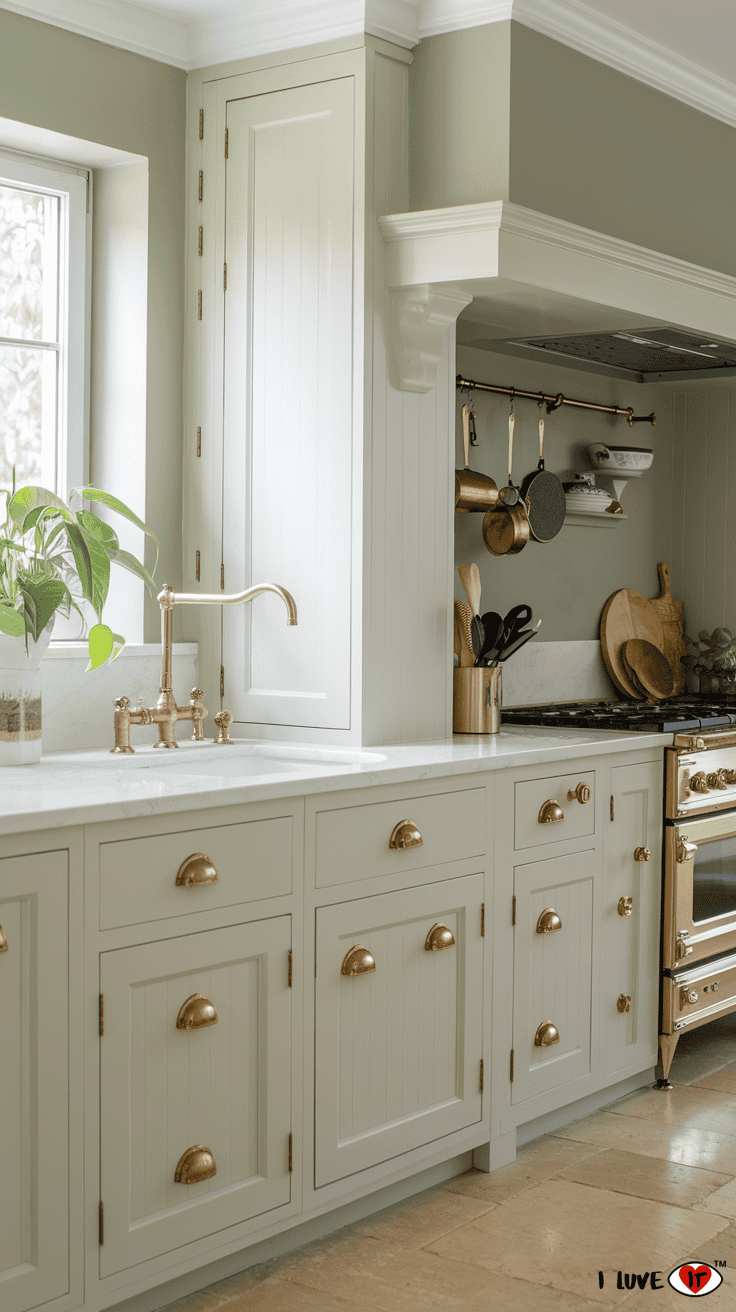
(508, 24), (736, 278)
(409, 22), (511, 211)
(0, 10), (186, 639)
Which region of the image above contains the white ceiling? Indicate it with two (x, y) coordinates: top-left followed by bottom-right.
(2, 0), (736, 128)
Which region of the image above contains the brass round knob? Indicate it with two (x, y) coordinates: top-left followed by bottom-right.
(538, 799), (564, 824)
(0, 924), (7, 953)
(389, 819), (423, 850)
(424, 922), (456, 952)
(340, 944), (376, 977)
(175, 853), (219, 887)
(536, 908), (562, 934)
(567, 782), (591, 804)
(174, 1145), (217, 1184)
(689, 771), (710, 794)
(534, 1021), (560, 1047)
(176, 993), (218, 1031)
(617, 993), (632, 1013)
(633, 847), (651, 863)
(686, 990), (699, 1005)
(617, 897), (633, 917)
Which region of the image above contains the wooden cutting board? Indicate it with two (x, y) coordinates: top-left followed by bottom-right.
(647, 562), (687, 695)
(600, 588), (667, 700)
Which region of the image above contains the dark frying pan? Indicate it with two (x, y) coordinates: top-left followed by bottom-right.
(520, 415), (566, 544)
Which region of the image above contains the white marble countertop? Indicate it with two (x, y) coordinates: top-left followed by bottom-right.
(0, 726), (670, 836)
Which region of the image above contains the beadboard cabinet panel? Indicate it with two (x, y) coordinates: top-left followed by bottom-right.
(0, 850), (69, 1312)
(315, 875), (483, 1186)
(221, 78), (355, 731)
(99, 917), (292, 1277)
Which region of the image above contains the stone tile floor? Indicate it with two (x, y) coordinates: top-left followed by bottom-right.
(157, 1018), (736, 1310)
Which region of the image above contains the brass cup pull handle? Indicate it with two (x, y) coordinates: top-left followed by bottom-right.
(536, 907), (562, 934)
(389, 819), (423, 850)
(567, 782), (591, 804)
(617, 993), (632, 1013)
(341, 944), (376, 977)
(534, 1021), (560, 1047)
(617, 897), (633, 917)
(174, 1144), (217, 1184)
(425, 922), (456, 951)
(0, 924), (7, 953)
(176, 993), (218, 1030)
(538, 799), (564, 824)
(633, 847), (651, 863)
(176, 853), (218, 887)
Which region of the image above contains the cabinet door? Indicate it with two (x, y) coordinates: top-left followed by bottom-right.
(512, 850), (595, 1107)
(315, 875), (484, 1187)
(0, 850), (69, 1312)
(100, 917), (291, 1276)
(222, 78), (354, 731)
(603, 760), (662, 1078)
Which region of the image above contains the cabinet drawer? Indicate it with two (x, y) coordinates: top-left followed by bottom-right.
(99, 816), (293, 929)
(315, 787), (485, 887)
(514, 771), (595, 850)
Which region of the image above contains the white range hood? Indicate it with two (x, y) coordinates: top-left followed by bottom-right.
(377, 201), (736, 391)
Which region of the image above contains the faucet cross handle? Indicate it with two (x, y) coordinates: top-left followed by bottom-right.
(214, 710), (233, 745)
(190, 687), (205, 702)
(114, 695), (130, 710)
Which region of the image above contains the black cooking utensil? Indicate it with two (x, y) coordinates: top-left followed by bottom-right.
(478, 611), (504, 664)
(502, 604), (533, 651)
(471, 614), (485, 661)
(519, 414), (566, 544)
(498, 621), (542, 662)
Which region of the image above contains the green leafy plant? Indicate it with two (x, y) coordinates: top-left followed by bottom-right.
(0, 473), (158, 670)
(686, 627), (736, 672)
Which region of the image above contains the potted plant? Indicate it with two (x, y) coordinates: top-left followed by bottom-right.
(0, 476), (157, 764)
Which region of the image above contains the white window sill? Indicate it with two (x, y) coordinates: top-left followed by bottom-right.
(46, 642), (197, 660)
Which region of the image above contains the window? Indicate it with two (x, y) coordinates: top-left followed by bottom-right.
(0, 151), (88, 498)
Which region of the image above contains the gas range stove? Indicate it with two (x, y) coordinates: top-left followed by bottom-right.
(502, 697), (736, 734)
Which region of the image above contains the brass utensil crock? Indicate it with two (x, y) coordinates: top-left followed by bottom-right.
(453, 666), (501, 734)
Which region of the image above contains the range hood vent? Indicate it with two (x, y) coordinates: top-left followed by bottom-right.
(503, 328), (736, 381)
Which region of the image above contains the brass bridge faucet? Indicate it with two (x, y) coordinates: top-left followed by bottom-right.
(111, 583), (298, 753)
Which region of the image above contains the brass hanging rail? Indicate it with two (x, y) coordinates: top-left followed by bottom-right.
(456, 376), (656, 427)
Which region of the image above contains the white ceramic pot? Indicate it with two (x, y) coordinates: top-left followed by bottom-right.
(0, 627), (52, 765)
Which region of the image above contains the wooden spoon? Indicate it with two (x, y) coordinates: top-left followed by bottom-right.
(458, 563), (481, 618)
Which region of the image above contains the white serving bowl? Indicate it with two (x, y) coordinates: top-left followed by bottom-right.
(587, 443), (654, 472)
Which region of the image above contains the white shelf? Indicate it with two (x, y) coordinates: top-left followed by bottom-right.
(563, 512), (628, 527)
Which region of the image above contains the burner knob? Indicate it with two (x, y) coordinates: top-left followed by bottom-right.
(725, 770), (736, 785)
(707, 771), (729, 790)
(689, 771), (710, 794)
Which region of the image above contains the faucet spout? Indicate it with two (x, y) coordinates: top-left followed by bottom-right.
(158, 583), (297, 625)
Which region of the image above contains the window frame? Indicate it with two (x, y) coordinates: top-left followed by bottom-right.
(0, 148), (90, 499)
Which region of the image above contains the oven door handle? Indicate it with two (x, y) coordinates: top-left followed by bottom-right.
(676, 835), (698, 863)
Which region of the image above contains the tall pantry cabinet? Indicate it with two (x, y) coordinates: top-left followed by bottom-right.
(186, 39), (466, 748)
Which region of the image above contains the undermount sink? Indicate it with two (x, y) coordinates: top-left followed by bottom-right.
(82, 741), (387, 776)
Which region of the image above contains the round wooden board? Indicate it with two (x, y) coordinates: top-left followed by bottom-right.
(623, 638), (675, 700)
(600, 588), (666, 700)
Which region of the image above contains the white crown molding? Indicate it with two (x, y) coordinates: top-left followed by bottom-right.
(419, 0), (511, 40)
(0, 0), (188, 67)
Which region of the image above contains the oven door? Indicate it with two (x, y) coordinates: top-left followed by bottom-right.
(665, 812), (736, 970)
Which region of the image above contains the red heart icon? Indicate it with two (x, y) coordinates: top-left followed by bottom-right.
(678, 1265), (713, 1292)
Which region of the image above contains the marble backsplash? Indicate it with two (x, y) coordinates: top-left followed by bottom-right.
(42, 642), (198, 753)
(501, 640), (614, 707)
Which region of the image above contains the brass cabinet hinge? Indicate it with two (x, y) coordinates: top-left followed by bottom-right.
(223, 263), (227, 291)
(288, 950), (293, 987)
(220, 665), (224, 698)
(198, 170), (203, 202)
(288, 1133), (293, 1173)
(198, 108), (203, 139)
(480, 903), (485, 937)
(512, 895), (516, 926)
(225, 127), (228, 158)
(197, 290), (202, 320)
(479, 1059), (484, 1093)
(220, 563), (224, 590)
(198, 225), (202, 256)
(510, 1049), (514, 1082)
(99, 1201), (104, 1245)
(610, 795), (615, 822)
(195, 550), (200, 582)
(99, 993), (104, 1037)
(196, 426), (201, 457)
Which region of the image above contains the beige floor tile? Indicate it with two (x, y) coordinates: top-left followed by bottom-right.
(214, 1279), (355, 1310)
(426, 1179), (729, 1305)
(348, 1183), (494, 1249)
(616, 1225), (736, 1308)
(267, 1230), (611, 1311)
(691, 1060), (736, 1094)
(694, 1176), (736, 1220)
(440, 1135), (602, 1203)
(556, 1107), (736, 1172)
(610, 1084), (736, 1136)
(558, 1148), (732, 1207)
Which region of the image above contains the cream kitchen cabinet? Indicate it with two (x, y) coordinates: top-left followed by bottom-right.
(0, 836), (83, 1312)
(98, 915), (293, 1277)
(314, 875), (484, 1187)
(601, 759), (662, 1080)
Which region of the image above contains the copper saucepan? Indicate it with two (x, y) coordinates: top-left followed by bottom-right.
(482, 411), (531, 556)
(455, 404), (498, 513)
